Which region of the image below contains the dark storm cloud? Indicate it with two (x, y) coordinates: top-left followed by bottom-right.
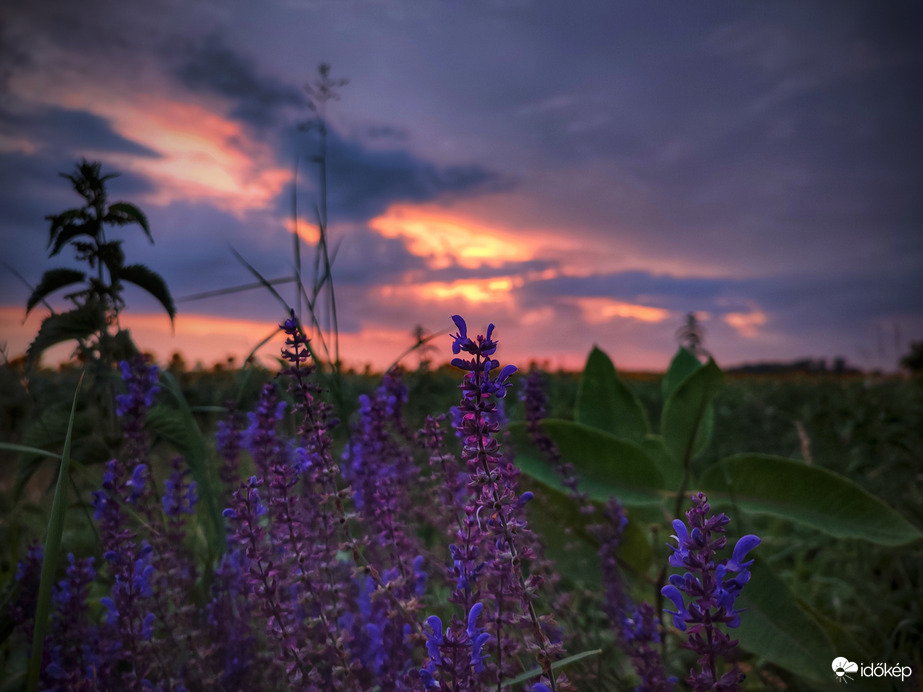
(326, 226), (428, 286)
(0, 106), (161, 159)
(274, 124), (513, 223)
(169, 34), (306, 128)
(523, 271), (734, 312)
(521, 264), (923, 337)
(320, 128), (513, 221)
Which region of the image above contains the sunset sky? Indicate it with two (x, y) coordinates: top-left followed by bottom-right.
(1, 1), (921, 372)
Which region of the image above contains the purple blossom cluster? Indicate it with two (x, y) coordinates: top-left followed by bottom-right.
(9, 314), (761, 691)
(662, 493), (760, 691)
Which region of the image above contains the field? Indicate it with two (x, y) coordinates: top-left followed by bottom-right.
(1, 345), (920, 691)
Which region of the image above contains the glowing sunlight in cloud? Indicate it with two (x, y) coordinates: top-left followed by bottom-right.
(117, 99), (289, 213)
(380, 276), (516, 305)
(283, 216), (321, 245)
(724, 307), (768, 338)
(369, 205), (533, 268)
(573, 297), (671, 325)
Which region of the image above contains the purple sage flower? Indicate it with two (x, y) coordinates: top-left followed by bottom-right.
(661, 492), (760, 691)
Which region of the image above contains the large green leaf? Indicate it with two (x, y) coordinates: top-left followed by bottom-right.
(518, 472), (653, 585)
(700, 454), (923, 545)
(105, 201), (153, 243)
(734, 562), (836, 683)
(26, 268), (86, 314)
(115, 264), (176, 322)
(575, 346), (649, 442)
(509, 420), (666, 506)
(661, 347), (702, 401)
(26, 302), (106, 364)
(660, 358), (722, 465)
(641, 434), (683, 490)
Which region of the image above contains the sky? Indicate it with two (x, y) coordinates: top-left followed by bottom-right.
(1, 0), (921, 372)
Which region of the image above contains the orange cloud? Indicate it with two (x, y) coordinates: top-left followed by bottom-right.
(380, 276), (517, 305)
(724, 307), (767, 338)
(109, 98), (290, 214)
(571, 297), (671, 325)
(283, 216), (321, 245)
(22, 73), (291, 216)
(369, 205), (535, 269)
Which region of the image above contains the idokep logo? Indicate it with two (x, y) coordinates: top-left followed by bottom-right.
(832, 657), (858, 683)
(832, 657), (913, 684)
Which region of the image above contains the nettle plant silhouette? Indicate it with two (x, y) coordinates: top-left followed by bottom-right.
(25, 159), (175, 369)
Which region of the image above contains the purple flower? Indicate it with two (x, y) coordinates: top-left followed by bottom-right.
(448, 315), (561, 688)
(661, 492), (760, 691)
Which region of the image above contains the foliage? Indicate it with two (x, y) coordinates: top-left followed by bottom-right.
(510, 346), (922, 688)
(25, 159), (175, 369)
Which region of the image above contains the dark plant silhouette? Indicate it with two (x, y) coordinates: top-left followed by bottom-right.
(900, 340), (923, 374)
(25, 159), (175, 369)
(676, 312), (710, 360)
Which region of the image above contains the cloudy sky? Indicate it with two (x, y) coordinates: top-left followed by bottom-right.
(1, 0), (921, 372)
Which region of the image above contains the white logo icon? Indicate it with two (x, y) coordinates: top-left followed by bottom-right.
(832, 657), (858, 684)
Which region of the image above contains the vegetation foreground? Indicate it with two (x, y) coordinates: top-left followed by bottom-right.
(1, 313), (921, 691)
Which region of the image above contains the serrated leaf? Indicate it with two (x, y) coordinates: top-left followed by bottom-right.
(105, 201), (153, 243)
(26, 268), (86, 314)
(49, 222), (96, 257)
(115, 264), (176, 322)
(700, 454), (923, 545)
(46, 208), (89, 248)
(575, 346), (649, 442)
(509, 420), (666, 506)
(734, 562), (836, 683)
(660, 359), (722, 465)
(26, 303), (106, 364)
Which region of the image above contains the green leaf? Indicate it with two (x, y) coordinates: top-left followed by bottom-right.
(27, 372), (83, 692)
(641, 434), (683, 490)
(49, 221), (96, 258)
(700, 454), (923, 545)
(105, 202), (153, 243)
(156, 373), (226, 555)
(660, 358), (722, 465)
(519, 477), (603, 587)
(518, 473), (653, 586)
(26, 302), (106, 364)
(734, 562), (836, 683)
(46, 207), (88, 248)
(575, 346), (649, 442)
(26, 268), (86, 314)
(0, 443), (61, 460)
(509, 420), (666, 506)
(115, 264), (176, 322)
(661, 347), (703, 401)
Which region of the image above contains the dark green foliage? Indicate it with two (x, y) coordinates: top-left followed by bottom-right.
(510, 346), (923, 687)
(25, 159), (174, 368)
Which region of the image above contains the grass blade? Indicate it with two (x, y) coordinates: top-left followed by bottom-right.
(500, 648), (602, 687)
(27, 370), (84, 692)
(0, 443), (62, 460)
(158, 371), (226, 558)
